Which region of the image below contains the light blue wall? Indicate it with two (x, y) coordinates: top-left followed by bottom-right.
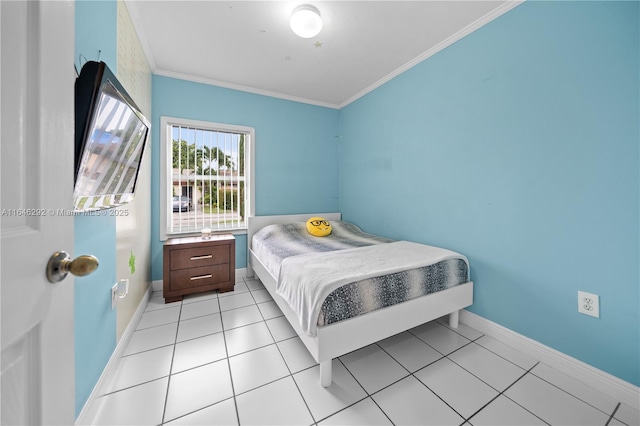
(150, 76), (340, 280)
(73, 216), (116, 415)
(338, 1), (639, 385)
(74, 0), (118, 417)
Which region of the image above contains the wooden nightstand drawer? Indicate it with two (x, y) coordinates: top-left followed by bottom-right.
(163, 234), (235, 303)
(170, 245), (230, 270)
(169, 264), (230, 290)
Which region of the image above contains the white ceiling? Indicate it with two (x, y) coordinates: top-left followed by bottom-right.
(125, 1), (522, 109)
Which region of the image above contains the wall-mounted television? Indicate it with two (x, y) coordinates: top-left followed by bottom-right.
(74, 61), (150, 212)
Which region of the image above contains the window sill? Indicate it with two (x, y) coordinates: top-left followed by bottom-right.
(161, 228), (247, 242)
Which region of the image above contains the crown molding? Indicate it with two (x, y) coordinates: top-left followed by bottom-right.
(339, 0), (525, 108)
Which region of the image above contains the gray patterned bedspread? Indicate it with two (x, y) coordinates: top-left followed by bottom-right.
(251, 220), (469, 328)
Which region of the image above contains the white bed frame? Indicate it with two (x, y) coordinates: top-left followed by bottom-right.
(247, 213), (474, 387)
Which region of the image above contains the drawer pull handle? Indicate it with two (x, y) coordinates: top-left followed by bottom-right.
(191, 255), (213, 260)
(190, 274), (212, 281)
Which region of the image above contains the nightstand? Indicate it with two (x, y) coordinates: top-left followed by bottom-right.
(163, 234), (235, 303)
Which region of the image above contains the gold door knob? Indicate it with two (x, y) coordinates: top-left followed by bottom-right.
(46, 251), (99, 283)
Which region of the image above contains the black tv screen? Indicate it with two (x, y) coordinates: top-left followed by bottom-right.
(74, 61), (149, 211)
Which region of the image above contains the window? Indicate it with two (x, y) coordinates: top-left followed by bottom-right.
(160, 117), (254, 239)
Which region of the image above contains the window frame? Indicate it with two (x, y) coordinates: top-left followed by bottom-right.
(159, 116), (255, 240)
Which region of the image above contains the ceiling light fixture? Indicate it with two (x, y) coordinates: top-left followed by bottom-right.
(290, 4), (322, 38)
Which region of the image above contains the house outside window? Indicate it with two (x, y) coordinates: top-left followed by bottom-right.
(160, 116), (254, 239)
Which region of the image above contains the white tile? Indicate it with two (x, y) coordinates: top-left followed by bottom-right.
(266, 316), (297, 341)
(530, 363), (618, 415)
(136, 306), (181, 329)
(182, 290), (218, 304)
(105, 346), (173, 393)
(180, 298), (220, 320)
(474, 335), (538, 370)
(165, 398), (238, 425)
(469, 395), (546, 425)
(224, 321), (274, 356)
(410, 321), (471, 355)
(217, 288), (239, 298)
(505, 373), (610, 425)
(245, 278), (265, 291)
(172, 332), (227, 373)
(251, 288), (273, 303)
(448, 342), (526, 391)
(340, 344), (408, 394)
(437, 316), (484, 341)
(228, 344), (289, 394)
(124, 322), (178, 355)
(277, 337), (318, 373)
(415, 357), (498, 418)
(92, 377), (168, 426)
(221, 304), (263, 330)
(236, 376), (314, 425)
(608, 418), (627, 426)
(257, 300), (284, 320)
(218, 292), (256, 312)
(164, 360), (233, 422)
(106, 283), (640, 426)
(146, 294), (175, 311)
(293, 360), (367, 421)
(372, 376), (464, 426)
(378, 331), (443, 372)
(229, 281), (249, 294)
(319, 397), (392, 426)
(615, 403), (640, 425)
(176, 313), (223, 342)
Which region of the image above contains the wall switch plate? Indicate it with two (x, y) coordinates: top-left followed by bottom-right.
(111, 283), (118, 310)
(578, 291), (599, 318)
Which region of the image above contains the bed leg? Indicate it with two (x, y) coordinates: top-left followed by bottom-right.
(246, 263), (254, 278)
(449, 310), (460, 328)
(320, 360), (332, 388)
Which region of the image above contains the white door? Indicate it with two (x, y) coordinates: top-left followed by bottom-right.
(1, 1), (77, 424)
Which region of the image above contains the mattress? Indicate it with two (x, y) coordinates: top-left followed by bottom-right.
(251, 220), (469, 329)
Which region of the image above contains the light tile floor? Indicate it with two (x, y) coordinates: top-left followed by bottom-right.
(90, 276), (639, 426)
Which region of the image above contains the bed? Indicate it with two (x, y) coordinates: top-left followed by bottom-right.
(247, 213), (473, 387)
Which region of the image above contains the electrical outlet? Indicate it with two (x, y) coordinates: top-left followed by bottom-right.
(111, 283), (118, 310)
(578, 291), (599, 318)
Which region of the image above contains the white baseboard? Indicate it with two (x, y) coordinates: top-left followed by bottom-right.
(75, 283), (154, 425)
(152, 279), (163, 293)
(236, 267), (247, 280)
(460, 310), (639, 410)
